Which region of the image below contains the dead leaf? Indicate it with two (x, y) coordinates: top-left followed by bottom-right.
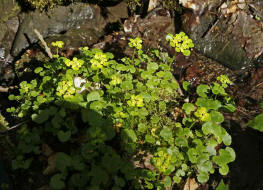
(43, 153), (56, 175)
(42, 144), (54, 157)
(184, 178), (199, 190)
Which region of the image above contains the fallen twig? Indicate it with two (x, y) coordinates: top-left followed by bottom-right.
(34, 29), (53, 59)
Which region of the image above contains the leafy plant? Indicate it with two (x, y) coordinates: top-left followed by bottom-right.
(247, 113), (263, 132)
(7, 33), (236, 189)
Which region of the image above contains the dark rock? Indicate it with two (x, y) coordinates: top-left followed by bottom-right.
(124, 7), (175, 51)
(11, 3), (106, 57)
(181, 0), (263, 70)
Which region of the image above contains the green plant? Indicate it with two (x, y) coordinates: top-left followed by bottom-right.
(7, 34), (235, 189)
(247, 113), (263, 132)
(0, 113), (8, 130)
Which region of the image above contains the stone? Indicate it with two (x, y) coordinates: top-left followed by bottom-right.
(181, 0), (263, 70)
(11, 3), (106, 57)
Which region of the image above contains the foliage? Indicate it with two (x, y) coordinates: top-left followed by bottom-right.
(215, 180), (229, 190)
(0, 113), (8, 130)
(21, 0), (72, 10)
(166, 32), (194, 56)
(7, 34), (235, 189)
(247, 113), (263, 132)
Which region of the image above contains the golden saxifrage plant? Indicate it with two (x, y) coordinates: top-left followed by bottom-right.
(7, 32), (236, 189)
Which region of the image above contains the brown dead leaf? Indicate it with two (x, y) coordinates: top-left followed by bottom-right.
(42, 144), (54, 157)
(43, 153), (56, 175)
(184, 178), (199, 190)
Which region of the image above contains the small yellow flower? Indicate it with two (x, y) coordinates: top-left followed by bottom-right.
(110, 75), (121, 86)
(90, 52), (109, 70)
(194, 107), (210, 121)
(127, 95), (144, 107)
(128, 37), (142, 50)
(51, 41), (64, 49)
(64, 57), (84, 71)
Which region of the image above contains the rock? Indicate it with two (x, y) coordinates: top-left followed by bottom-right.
(124, 7), (175, 51)
(181, 0), (263, 70)
(0, 0), (20, 61)
(11, 3), (106, 57)
(0, 17), (19, 59)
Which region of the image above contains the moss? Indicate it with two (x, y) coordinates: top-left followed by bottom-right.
(0, 113), (8, 130)
(20, 0), (73, 10)
(0, 0), (20, 23)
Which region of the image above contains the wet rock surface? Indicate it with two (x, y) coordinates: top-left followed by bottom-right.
(181, 0), (263, 70)
(11, 3), (105, 57)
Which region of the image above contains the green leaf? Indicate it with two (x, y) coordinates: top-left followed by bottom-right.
(50, 174), (65, 190)
(196, 98), (221, 110)
(222, 133), (232, 146)
(160, 127), (172, 139)
(87, 91), (100, 102)
(197, 160), (213, 173)
(219, 165), (229, 175)
(197, 172), (209, 183)
(34, 67), (43, 74)
(145, 134), (155, 144)
(90, 101), (104, 111)
(138, 123), (147, 133)
(196, 84), (210, 98)
(210, 111), (224, 123)
(213, 147), (236, 167)
(57, 130), (71, 142)
(224, 104), (236, 112)
(56, 152), (71, 172)
(123, 129), (137, 142)
(183, 81), (191, 91)
(121, 81), (133, 91)
(182, 103), (195, 115)
(163, 176), (171, 187)
(147, 62), (159, 72)
(31, 109), (50, 124)
(216, 180), (229, 190)
(247, 113), (263, 132)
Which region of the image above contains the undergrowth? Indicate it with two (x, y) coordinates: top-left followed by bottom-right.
(6, 33), (236, 189)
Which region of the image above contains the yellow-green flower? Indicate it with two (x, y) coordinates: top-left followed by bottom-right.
(90, 52), (109, 70)
(110, 75), (121, 86)
(56, 80), (76, 98)
(51, 41), (64, 49)
(166, 32), (194, 56)
(64, 57), (84, 71)
(128, 37), (142, 50)
(217, 75), (231, 88)
(127, 95), (144, 107)
(194, 107), (210, 121)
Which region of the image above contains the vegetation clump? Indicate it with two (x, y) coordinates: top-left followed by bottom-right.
(7, 33), (236, 189)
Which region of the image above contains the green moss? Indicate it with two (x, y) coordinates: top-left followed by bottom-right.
(21, 0), (73, 10)
(0, 0), (20, 23)
(0, 114), (8, 131)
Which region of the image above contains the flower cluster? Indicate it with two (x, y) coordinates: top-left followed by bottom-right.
(64, 57), (84, 71)
(110, 75), (122, 86)
(217, 75), (231, 88)
(166, 32), (194, 56)
(56, 80), (76, 98)
(128, 37), (142, 50)
(127, 95), (144, 107)
(194, 107), (210, 121)
(51, 41), (64, 49)
(90, 52), (109, 70)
